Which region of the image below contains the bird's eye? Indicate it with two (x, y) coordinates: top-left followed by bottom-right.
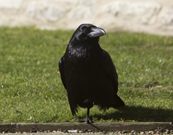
(81, 27), (91, 35)
(81, 26), (87, 31)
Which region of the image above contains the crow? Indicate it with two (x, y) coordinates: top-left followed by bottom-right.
(59, 24), (125, 124)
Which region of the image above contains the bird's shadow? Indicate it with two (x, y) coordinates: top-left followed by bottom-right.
(47, 106), (173, 123)
(91, 106), (173, 122)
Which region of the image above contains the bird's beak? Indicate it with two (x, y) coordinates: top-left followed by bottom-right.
(88, 27), (106, 38)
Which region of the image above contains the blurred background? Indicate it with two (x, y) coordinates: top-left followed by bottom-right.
(0, 0), (173, 36)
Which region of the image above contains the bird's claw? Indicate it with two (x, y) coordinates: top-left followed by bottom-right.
(85, 117), (93, 124)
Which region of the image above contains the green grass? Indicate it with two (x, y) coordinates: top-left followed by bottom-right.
(0, 27), (173, 123)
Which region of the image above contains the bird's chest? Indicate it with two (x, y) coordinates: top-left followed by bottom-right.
(65, 48), (102, 78)
(72, 52), (100, 72)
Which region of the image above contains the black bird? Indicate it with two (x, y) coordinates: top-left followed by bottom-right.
(59, 24), (125, 124)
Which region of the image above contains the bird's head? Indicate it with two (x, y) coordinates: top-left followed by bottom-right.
(69, 24), (106, 44)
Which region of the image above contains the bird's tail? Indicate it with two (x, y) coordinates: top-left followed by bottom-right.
(98, 94), (125, 110)
(69, 104), (78, 116)
(113, 94), (125, 108)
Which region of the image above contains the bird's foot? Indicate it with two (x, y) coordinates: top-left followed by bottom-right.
(78, 117), (93, 124)
(85, 116), (93, 124)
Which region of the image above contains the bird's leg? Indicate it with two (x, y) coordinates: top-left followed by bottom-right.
(85, 108), (92, 124)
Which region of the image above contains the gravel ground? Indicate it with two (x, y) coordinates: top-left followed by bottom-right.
(1, 122), (173, 135)
(1, 128), (173, 135)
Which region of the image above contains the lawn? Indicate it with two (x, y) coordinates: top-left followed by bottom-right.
(0, 27), (173, 123)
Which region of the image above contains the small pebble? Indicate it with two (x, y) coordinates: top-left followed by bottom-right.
(102, 131), (107, 134)
(140, 131), (145, 135)
(170, 130), (173, 134)
(122, 130), (128, 133)
(63, 130), (68, 133)
(68, 130), (79, 133)
(79, 130), (83, 133)
(52, 130), (57, 133)
(149, 131), (154, 134)
(130, 130), (136, 134)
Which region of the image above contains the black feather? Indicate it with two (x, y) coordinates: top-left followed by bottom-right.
(59, 24), (125, 123)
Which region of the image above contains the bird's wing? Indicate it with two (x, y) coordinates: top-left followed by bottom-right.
(101, 50), (118, 93)
(59, 56), (67, 89)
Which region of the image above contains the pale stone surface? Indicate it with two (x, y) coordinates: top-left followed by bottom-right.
(67, 6), (95, 20)
(0, 0), (173, 36)
(53, 0), (78, 4)
(161, 7), (173, 31)
(0, 0), (22, 9)
(161, 8), (173, 25)
(78, 0), (100, 5)
(25, 1), (65, 22)
(102, 1), (161, 24)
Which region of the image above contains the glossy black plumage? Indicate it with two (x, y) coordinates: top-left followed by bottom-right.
(59, 24), (125, 123)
